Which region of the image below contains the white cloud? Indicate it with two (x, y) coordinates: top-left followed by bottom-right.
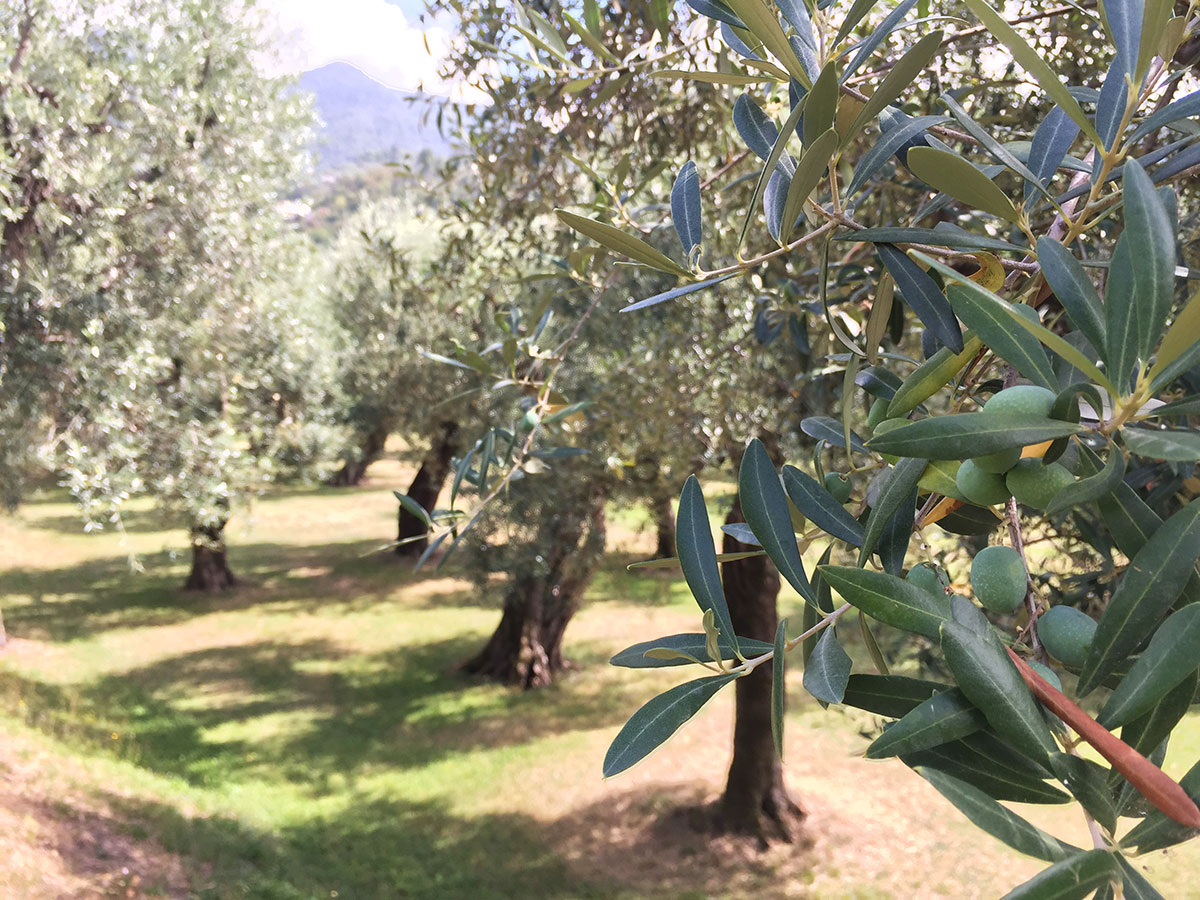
(259, 0), (489, 104)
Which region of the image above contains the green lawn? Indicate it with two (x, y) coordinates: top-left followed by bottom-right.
(1, 462), (1198, 898)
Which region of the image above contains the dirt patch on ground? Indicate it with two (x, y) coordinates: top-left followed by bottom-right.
(0, 739), (194, 899)
(554, 783), (819, 898)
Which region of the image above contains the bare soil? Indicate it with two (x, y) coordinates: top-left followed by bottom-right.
(0, 709), (194, 899)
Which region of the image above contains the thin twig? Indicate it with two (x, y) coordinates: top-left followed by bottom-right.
(939, 3), (1096, 48)
(736, 602), (853, 675)
(699, 219), (838, 278)
(1006, 496), (1048, 663)
(838, 82), (978, 146)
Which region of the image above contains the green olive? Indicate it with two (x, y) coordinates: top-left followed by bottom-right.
(870, 417), (907, 464)
(1037, 606), (1097, 669)
(971, 545), (1026, 613)
(984, 384), (1057, 418)
(872, 417), (908, 437)
(1027, 659), (1063, 692)
(971, 447), (1022, 474)
(906, 561), (949, 597)
(1006, 459), (1074, 510)
(955, 459), (1011, 507)
(824, 472), (852, 503)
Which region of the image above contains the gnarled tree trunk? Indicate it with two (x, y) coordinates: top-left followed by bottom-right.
(185, 522), (236, 592)
(461, 485), (608, 689)
(714, 492), (804, 844)
(328, 421), (390, 487)
(396, 421), (459, 557)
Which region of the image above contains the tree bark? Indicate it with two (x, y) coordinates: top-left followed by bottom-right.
(328, 421), (391, 487)
(461, 486), (608, 689)
(652, 489), (676, 559)
(714, 493), (804, 844)
(185, 523), (236, 592)
(396, 421), (459, 557)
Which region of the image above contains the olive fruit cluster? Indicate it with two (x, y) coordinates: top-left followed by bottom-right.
(903, 546), (1098, 670)
(954, 386), (1073, 509)
(903, 546), (1027, 614)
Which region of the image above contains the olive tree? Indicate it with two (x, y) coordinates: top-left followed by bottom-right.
(0, 0), (330, 589)
(537, 0), (1200, 892)
(412, 1), (860, 837)
(325, 198), (449, 487)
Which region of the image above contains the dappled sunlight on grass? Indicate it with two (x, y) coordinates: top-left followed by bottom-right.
(3, 479), (1200, 898)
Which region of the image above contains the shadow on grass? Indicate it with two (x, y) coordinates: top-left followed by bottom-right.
(92, 778), (809, 900)
(5, 539), (693, 646)
(408, 551), (678, 612)
(2, 537), (485, 641)
(0, 630), (639, 789)
(18, 503), (183, 536)
(103, 791), (615, 900)
(587, 551), (692, 608)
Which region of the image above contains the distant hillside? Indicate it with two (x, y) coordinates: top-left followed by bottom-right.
(299, 62), (453, 170)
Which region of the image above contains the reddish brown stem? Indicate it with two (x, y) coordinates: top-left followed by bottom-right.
(1006, 648), (1200, 828)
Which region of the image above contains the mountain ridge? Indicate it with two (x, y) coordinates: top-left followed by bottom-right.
(299, 61), (452, 169)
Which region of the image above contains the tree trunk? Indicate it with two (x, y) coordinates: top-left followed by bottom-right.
(458, 580), (576, 688)
(185, 523), (236, 592)
(329, 422), (391, 487)
(652, 490), (676, 559)
(461, 486), (608, 689)
(714, 493), (804, 844)
(396, 421), (459, 557)
(0, 605), (7, 649)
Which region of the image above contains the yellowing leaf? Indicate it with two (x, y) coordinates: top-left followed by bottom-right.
(967, 252), (1005, 292)
(906, 147), (1018, 223)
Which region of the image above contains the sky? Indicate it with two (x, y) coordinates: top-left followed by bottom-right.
(259, 0), (489, 104)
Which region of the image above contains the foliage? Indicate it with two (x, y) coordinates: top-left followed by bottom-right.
(0, 0), (334, 570)
(293, 150), (465, 248)
(322, 195), (479, 481)
(417, 0), (842, 571)
(449, 0), (1200, 894)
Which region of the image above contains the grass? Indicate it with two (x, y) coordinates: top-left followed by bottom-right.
(1, 457), (1199, 898)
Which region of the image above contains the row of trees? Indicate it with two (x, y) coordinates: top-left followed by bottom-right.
(0, 5), (830, 847)
(0, 0), (484, 589)
(2, 0), (802, 692)
(1, 0), (321, 586)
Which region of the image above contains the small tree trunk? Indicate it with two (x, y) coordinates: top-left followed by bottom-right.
(652, 490), (676, 559)
(329, 422), (391, 487)
(185, 523), (236, 592)
(397, 421), (459, 557)
(461, 488), (608, 689)
(0, 605), (7, 649)
(714, 493), (804, 844)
